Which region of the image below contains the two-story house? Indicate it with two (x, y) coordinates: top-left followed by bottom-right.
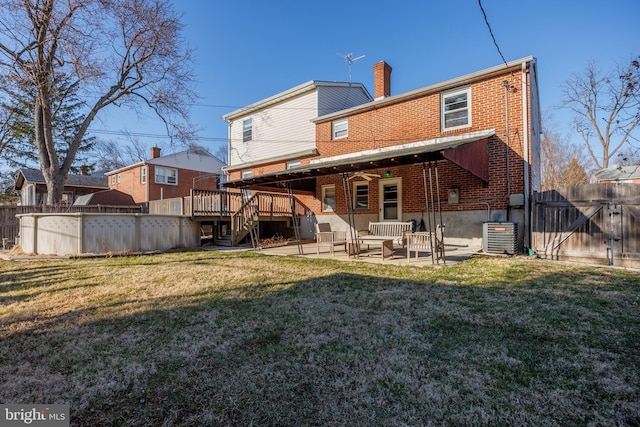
(106, 146), (225, 205)
(225, 57), (541, 251)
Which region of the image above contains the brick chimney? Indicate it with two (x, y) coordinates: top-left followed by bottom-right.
(150, 145), (161, 159)
(373, 60), (392, 100)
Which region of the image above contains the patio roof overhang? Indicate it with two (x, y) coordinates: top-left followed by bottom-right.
(224, 129), (495, 192)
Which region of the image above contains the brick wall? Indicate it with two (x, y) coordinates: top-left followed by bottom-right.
(110, 165), (219, 203)
(227, 68), (532, 219)
(108, 166), (147, 204)
(313, 72), (527, 215)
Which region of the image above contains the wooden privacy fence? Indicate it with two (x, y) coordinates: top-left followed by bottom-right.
(532, 183), (640, 267)
(0, 205), (147, 245)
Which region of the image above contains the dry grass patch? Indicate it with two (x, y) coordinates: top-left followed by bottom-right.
(1, 251), (639, 426)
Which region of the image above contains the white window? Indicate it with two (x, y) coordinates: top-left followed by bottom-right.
(287, 160), (301, 169)
(353, 182), (369, 210)
(241, 170), (252, 179)
(110, 175), (116, 184)
(242, 118), (253, 142)
(140, 166), (147, 184)
(442, 87), (471, 130)
(332, 119), (348, 139)
(117, 174), (121, 183)
(155, 166), (178, 185)
(322, 185), (336, 212)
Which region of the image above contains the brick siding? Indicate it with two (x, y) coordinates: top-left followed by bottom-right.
(230, 69), (532, 218)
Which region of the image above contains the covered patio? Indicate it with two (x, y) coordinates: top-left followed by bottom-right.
(224, 129), (495, 265)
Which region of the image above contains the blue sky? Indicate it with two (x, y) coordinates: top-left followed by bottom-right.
(94, 0), (640, 162)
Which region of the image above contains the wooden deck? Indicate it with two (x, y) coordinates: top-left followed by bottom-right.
(149, 190), (307, 247)
(150, 190), (305, 218)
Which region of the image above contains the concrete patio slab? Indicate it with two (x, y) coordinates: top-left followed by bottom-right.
(255, 242), (482, 267)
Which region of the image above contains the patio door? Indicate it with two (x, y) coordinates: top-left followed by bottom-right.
(379, 179), (402, 221)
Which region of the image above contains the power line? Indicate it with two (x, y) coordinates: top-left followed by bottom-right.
(190, 103), (317, 111)
(88, 129), (228, 143)
(88, 127), (442, 147)
(477, 0), (508, 68)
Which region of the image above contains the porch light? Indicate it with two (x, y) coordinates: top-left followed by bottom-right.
(385, 170), (392, 178)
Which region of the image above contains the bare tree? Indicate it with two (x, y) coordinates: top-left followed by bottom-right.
(94, 137), (152, 171)
(0, 108), (15, 160)
(541, 116), (591, 191)
(614, 145), (640, 166)
(0, 0), (196, 204)
(213, 144), (228, 164)
(562, 56), (640, 169)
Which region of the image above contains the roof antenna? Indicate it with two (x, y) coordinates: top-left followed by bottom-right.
(337, 52), (365, 82)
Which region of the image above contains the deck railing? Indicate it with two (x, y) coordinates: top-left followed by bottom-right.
(189, 190), (305, 218)
(190, 189), (243, 216)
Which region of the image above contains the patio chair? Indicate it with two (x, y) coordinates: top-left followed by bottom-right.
(315, 223), (347, 255)
(406, 231), (433, 260)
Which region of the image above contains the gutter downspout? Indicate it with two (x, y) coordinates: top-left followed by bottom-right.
(144, 162), (149, 207)
(226, 119), (232, 182)
(502, 80), (511, 221)
(522, 61), (531, 250)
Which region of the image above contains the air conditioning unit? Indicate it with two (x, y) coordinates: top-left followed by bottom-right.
(483, 222), (518, 254)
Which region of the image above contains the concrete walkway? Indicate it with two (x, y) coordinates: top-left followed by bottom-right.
(254, 242), (482, 267)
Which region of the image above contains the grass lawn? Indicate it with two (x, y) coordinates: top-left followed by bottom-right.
(1, 251), (639, 426)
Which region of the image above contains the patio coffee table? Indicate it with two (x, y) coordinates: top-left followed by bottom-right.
(349, 237), (394, 260)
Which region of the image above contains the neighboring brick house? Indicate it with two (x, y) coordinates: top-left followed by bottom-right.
(107, 146), (225, 205)
(225, 57), (541, 250)
(14, 167), (109, 205)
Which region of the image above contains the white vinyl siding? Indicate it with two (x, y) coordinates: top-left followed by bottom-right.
(229, 91), (317, 167)
(227, 83), (372, 168)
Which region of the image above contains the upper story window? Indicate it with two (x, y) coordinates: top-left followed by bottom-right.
(110, 175), (116, 184)
(241, 170), (252, 179)
(140, 166), (147, 184)
(155, 166), (177, 185)
(332, 118), (348, 140)
(242, 118), (253, 142)
(442, 87), (471, 131)
(287, 160), (301, 169)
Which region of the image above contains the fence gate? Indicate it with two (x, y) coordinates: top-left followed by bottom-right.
(532, 183), (640, 268)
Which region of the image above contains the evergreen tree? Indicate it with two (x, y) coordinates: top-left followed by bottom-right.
(2, 74), (96, 174)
